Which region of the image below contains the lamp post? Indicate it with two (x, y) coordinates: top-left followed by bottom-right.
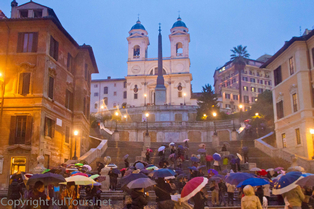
(145, 113), (149, 136)
(0, 72), (4, 121)
(114, 111), (119, 132)
(255, 113), (259, 138)
(239, 104), (243, 123)
(213, 112), (217, 135)
(123, 114), (127, 122)
(144, 94), (147, 106)
(183, 93), (186, 105)
(72, 130), (79, 160)
(310, 129), (314, 141)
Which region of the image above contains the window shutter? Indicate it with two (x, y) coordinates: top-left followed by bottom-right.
(44, 117), (47, 136)
(48, 77), (54, 99)
(32, 32), (38, 52)
(51, 120), (55, 138)
(25, 116), (32, 145)
(70, 92), (73, 111)
(18, 73), (24, 95)
(17, 33), (24, 53)
(49, 36), (54, 57)
(55, 41), (59, 61)
(9, 116), (17, 145)
(22, 73), (30, 95)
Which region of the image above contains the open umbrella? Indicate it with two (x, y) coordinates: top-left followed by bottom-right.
(72, 173), (88, 177)
(273, 171), (303, 195)
(250, 168), (262, 172)
(237, 178), (270, 188)
(147, 149), (153, 153)
(287, 166), (305, 172)
(181, 177), (208, 202)
(152, 169), (176, 178)
(169, 153), (176, 160)
(228, 154), (236, 159)
(237, 153), (243, 161)
(190, 157), (200, 163)
(208, 169), (219, 175)
(197, 149), (206, 153)
(206, 155), (213, 162)
(183, 139), (189, 142)
(158, 146), (166, 152)
(42, 169), (50, 174)
(124, 154), (129, 160)
(198, 143), (206, 148)
(27, 173), (65, 185)
(71, 171), (80, 175)
(178, 145), (184, 150)
(169, 142), (175, 147)
(188, 166), (197, 171)
(120, 168), (127, 172)
(225, 173), (254, 185)
(259, 169), (267, 176)
(65, 175), (96, 185)
(120, 173), (149, 187)
(197, 165), (206, 170)
(83, 165), (92, 171)
(112, 168), (121, 175)
(106, 164), (117, 168)
(209, 176), (224, 182)
(127, 178), (156, 189)
(266, 168), (274, 172)
(90, 174), (100, 180)
(274, 167), (284, 171)
(296, 175), (314, 187)
(135, 163), (144, 170)
(75, 163), (83, 167)
(146, 166), (158, 171)
(213, 153), (221, 161)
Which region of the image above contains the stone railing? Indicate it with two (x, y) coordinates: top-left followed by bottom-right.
(255, 132), (314, 172)
(79, 136), (108, 164)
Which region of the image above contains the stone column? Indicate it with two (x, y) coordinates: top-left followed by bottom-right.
(32, 155), (46, 174)
(113, 131), (119, 141)
(212, 134), (219, 149)
(231, 131), (237, 141)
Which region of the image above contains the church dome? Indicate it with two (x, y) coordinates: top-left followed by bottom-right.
(171, 17), (187, 29)
(130, 20), (146, 31)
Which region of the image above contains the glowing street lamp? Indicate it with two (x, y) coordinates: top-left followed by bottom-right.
(183, 93), (187, 105)
(144, 94), (147, 106)
(72, 130), (79, 160)
(239, 104), (243, 122)
(255, 113), (259, 117)
(212, 112), (217, 135)
(114, 111), (119, 131)
(145, 112), (149, 136)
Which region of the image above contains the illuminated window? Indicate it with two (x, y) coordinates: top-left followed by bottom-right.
(289, 57), (294, 75)
(292, 93), (298, 112)
(295, 128), (301, 145)
(282, 133), (286, 148)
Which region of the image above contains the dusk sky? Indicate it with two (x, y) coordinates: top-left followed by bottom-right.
(1, 0), (314, 92)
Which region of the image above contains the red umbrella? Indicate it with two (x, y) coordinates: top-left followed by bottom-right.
(181, 177), (208, 202)
(259, 169), (267, 176)
(147, 149), (153, 152)
(206, 155), (213, 162)
(120, 168), (127, 172)
(72, 173), (88, 177)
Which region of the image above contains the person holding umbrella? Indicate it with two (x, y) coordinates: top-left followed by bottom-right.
(124, 155), (130, 168)
(227, 183), (236, 206)
(60, 182), (78, 209)
(8, 179), (23, 208)
(129, 188), (149, 209)
(184, 139), (189, 160)
(210, 180), (219, 206)
(146, 149), (151, 163)
(241, 185), (263, 209)
(154, 177), (175, 209)
(25, 181), (50, 209)
(108, 168), (119, 191)
(218, 179), (227, 206)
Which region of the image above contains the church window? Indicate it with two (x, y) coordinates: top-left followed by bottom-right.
(114, 92), (117, 96)
(178, 92), (182, 98)
(133, 45), (140, 58)
(150, 67), (166, 75)
(134, 94), (138, 99)
(176, 42), (183, 56)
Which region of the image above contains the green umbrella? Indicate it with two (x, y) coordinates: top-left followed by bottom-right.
(75, 163), (83, 167)
(90, 174), (100, 179)
(42, 169), (50, 174)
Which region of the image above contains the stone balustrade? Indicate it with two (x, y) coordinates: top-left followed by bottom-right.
(79, 137), (108, 164)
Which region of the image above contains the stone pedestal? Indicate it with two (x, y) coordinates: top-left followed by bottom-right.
(144, 135), (151, 149)
(33, 155), (46, 174)
(113, 131), (119, 141)
(155, 87), (166, 105)
(231, 131), (237, 141)
(100, 166), (110, 191)
(212, 134), (219, 149)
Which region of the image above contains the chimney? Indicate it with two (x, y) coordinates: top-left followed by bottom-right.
(107, 76), (111, 79)
(11, 0), (18, 8)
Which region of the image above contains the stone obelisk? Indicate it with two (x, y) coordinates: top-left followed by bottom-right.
(155, 24), (166, 105)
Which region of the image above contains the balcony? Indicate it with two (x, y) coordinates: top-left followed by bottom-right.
(133, 56), (140, 59)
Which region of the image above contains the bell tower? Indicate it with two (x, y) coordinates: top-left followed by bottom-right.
(169, 16), (190, 58)
(127, 19), (149, 61)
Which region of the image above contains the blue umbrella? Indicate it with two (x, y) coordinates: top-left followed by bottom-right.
(152, 169), (176, 178)
(112, 168), (121, 175)
(71, 171), (79, 175)
(178, 145), (184, 150)
(27, 173), (65, 185)
(209, 176), (224, 182)
(237, 178), (270, 188)
(198, 149), (206, 153)
(120, 173), (148, 187)
(197, 165), (206, 170)
(135, 163), (144, 170)
(213, 153), (221, 161)
(188, 166), (197, 171)
(208, 169), (219, 175)
(225, 173), (254, 185)
(273, 171), (303, 195)
(191, 157), (200, 162)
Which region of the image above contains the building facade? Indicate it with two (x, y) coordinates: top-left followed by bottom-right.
(90, 77), (127, 113)
(261, 29), (314, 159)
(0, 0), (98, 187)
(213, 55), (272, 113)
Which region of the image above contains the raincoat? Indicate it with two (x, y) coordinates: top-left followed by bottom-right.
(241, 185), (263, 209)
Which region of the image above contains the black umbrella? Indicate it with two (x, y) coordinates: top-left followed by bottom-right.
(120, 173), (149, 187)
(27, 173), (65, 185)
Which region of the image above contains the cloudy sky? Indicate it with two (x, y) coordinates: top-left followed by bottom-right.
(1, 0), (313, 92)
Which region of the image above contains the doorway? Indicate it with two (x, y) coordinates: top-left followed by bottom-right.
(11, 157), (26, 174)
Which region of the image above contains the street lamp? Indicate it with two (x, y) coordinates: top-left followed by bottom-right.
(72, 130), (79, 160)
(145, 113), (149, 136)
(239, 104), (243, 123)
(183, 93), (187, 105)
(310, 129), (314, 141)
(255, 112), (259, 117)
(0, 72), (4, 121)
(213, 112), (217, 135)
(114, 111), (119, 132)
(144, 94), (147, 106)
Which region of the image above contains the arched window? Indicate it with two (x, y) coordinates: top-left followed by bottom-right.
(133, 45), (140, 58)
(176, 42), (183, 56)
(149, 67), (166, 75)
(178, 83), (183, 97)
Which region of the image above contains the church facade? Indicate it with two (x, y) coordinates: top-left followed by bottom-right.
(90, 17), (197, 113)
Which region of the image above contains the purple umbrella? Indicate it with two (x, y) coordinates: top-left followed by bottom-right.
(208, 169), (219, 175)
(191, 157), (200, 162)
(225, 172), (254, 185)
(213, 153), (221, 161)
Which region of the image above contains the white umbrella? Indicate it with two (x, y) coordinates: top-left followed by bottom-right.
(158, 146), (166, 152)
(126, 178), (156, 189)
(183, 139), (189, 142)
(266, 168), (274, 172)
(65, 175), (96, 185)
(165, 176), (176, 180)
(236, 153), (243, 161)
(83, 165), (92, 171)
(199, 143), (206, 148)
(250, 167), (262, 172)
(106, 163), (117, 169)
(169, 142), (175, 147)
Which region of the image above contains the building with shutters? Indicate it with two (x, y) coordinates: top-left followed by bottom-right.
(0, 0), (98, 188)
(261, 29), (314, 160)
(213, 55), (272, 114)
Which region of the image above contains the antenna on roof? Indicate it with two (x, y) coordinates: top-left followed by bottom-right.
(137, 14), (140, 21)
(300, 26), (301, 36)
(178, 10), (180, 18)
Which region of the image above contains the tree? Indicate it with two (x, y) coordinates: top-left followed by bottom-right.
(196, 84), (219, 120)
(230, 45), (250, 104)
